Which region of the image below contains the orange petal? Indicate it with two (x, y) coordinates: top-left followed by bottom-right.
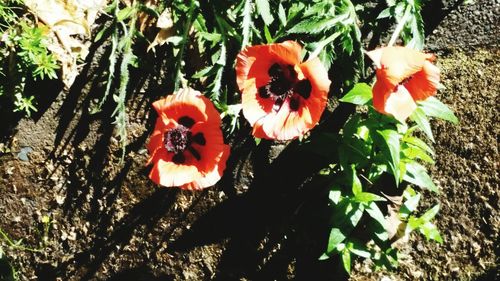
(154, 88), (208, 126)
(269, 40), (302, 66)
(241, 87), (274, 126)
(384, 85), (417, 122)
(298, 57), (330, 125)
(236, 46), (273, 91)
(372, 78), (394, 114)
(404, 60), (440, 101)
(190, 122), (226, 173)
(368, 46), (430, 86)
(258, 99), (304, 140)
(148, 149), (198, 187)
(236, 41), (302, 91)
(299, 58), (331, 94)
(181, 144), (230, 190)
(251, 118), (271, 139)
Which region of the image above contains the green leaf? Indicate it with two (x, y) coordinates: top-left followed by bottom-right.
(192, 65), (214, 79)
(166, 36), (184, 46)
(329, 190), (342, 204)
(318, 253), (330, 260)
(355, 192), (386, 204)
(263, 25), (273, 43)
(410, 107), (434, 142)
(348, 240), (371, 258)
(421, 204), (440, 222)
(240, 0), (252, 48)
(288, 13), (348, 34)
(117, 6), (135, 21)
(350, 166), (362, 196)
(278, 3), (287, 26)
(366, 202), (387, 229)
(340, 83), (372, 105)
(420, 221), (443, 243)
(255, 0), (274, 25)
(402, 145), (434, 164)
(198, 32), (222, 42)
(400, 191), (420, 219)
(406, 12), (425, 50)
(94, 25), (110, 42)
(327, 228), (346, 253)
(342, 249), (351, 273)
(404, 136), (434, 155)
(377, 7), (392, 19)
(418, 96), (459, 124)
(347, 202), (365, 227)
(375, 129), (401, 185)
(403, 162), (438, 193)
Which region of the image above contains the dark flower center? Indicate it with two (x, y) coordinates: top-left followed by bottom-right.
(165, 125), (191, 154)
(258, 63), (313, 111)
(164, 116), (206, 164)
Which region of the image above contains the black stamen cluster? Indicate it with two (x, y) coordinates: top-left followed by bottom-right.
(258, 63), (313, 112)
(164, 116), (206, 164)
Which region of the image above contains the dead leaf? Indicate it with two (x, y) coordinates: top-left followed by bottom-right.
(147, 8), (174, 52)
(23, 0), (107, 88)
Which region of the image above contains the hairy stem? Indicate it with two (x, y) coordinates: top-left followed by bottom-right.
(387, 4), (412, 47)
(174, 0), (197, 92)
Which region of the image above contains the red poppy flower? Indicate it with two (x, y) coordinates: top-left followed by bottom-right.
(367, 46), (440, 122)
(236, 41), (331, 140)
(147, 88), (230, 190)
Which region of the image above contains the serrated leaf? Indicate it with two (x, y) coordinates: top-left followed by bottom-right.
(403, 162), (438, 192)
(192, 66), (214, 79)
(418, 96), (459, 124)
(255, 0), (274, 25)
(198, 32), (222, 42)
(410, 107), (434, 142)
(406, 12), (425, 50)
(340, 83), (373, 105)
(288, 14), (348, 34)
(278, 3), (287, 26)
(327, 228), (346, 253)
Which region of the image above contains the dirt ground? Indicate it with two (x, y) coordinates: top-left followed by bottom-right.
(0, 1), (498, 281)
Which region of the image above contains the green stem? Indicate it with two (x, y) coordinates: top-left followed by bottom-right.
(174, 0), (197, 92)
(387, 4), (412, 47)
(0, 228), (41, 253)
(309, 32), (341, 59)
